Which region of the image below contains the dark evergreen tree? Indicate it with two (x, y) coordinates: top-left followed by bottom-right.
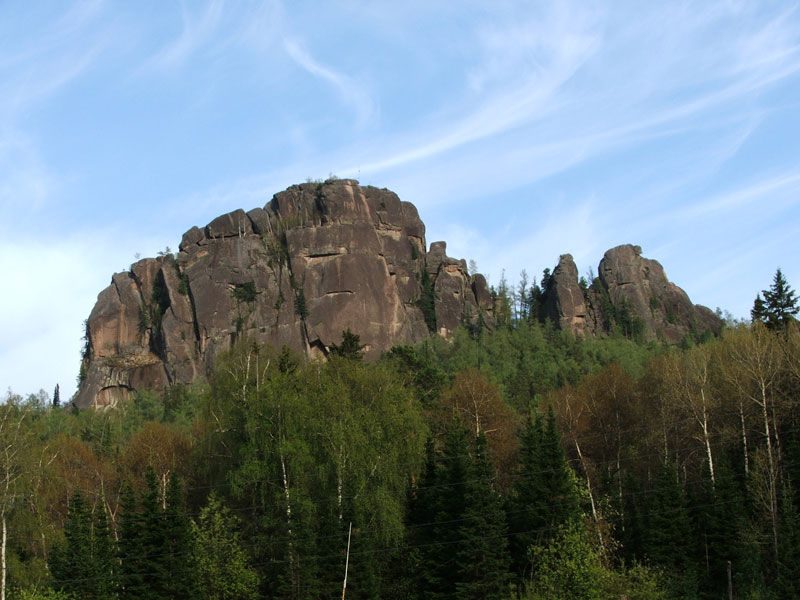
(50, 490), (118, 599)
(49, 491), (93, 597)
(775, 482), (800, 599)
(162, 475), (198, 599)
(118, 481), (146, 600)
(328, 328), (365, 360)
(92, 499), (119, 600)
(454, 433), (511, 600)
(421, 419), (471, 599)
(753, 268), (799, 329)
(52, 383), (60, 409)
(139, 467), (169, 599)
(508, 408), (581, 578)
(118, 469), (170, 600)
(644, 461), (697, 596)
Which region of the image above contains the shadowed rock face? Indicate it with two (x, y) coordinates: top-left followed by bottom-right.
(74, 180), (495, 409)
(542, 254), (589, 337)
(74, 182), (721, 409)
(544, 245), (722, 342)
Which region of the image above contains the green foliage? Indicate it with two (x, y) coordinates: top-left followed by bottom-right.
(191, 494), (259, 600)
(294, 287), (308, 320)
(453, 433), (511, 599)
(232, 281), (257, 303)
(509, 409), (581, 574)
(49, 491), (116, 600)
(177, 272), (189, 295)
(752, 268), (798, 329)
(523, 523), (606, 600)
(328, 328), (364, 360)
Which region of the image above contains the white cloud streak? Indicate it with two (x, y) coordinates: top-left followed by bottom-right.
(143, 0), (225, 71)
(283, 37), (377, 130)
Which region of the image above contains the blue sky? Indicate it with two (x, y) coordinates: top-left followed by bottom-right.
(1, 0), (799, 400)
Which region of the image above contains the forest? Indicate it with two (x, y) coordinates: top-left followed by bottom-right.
(1, 269), (799, 600)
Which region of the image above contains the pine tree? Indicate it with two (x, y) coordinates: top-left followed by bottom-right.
(52, 384), (60, 409)
(753, 268), (799, 330)
(454, 434), (511, 600)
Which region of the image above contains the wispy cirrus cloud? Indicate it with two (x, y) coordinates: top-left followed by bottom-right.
(283, 37), (377, 130)
(142, 0), (225, 71)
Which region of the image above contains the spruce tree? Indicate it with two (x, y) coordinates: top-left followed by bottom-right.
(118, 481), (146, 600)
(644, 461), (697, 596)
(753, 268), (799, 329)
(454, 433), (511, 600)
(423, 419), (471, 599)
(328, 328), (365, 360)
(49, 491), (93, 597)
(139, 467), (168, 599)
(508, 409), (580, 577)
(163, 475), (198, 599)
(91, 499), (119, 600)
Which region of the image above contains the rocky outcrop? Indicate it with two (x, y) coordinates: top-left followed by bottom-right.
(74, 180), (495, 409)
(74, 180), (722, 410)
(544, 245), (722, 342)
(542, 254), (589, 337)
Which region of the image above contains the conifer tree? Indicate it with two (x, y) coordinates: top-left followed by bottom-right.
(91, 499), (119, 600)
(509, 409), (581, 577)
(49, 490), (117, 599)
(118, 481), (146, 600)
(49, 491), (92, 597)
(454, 433), (511, 600)
(328, 328), (365, 360)
(775, 483), (800, 599)
(752, 268), (799, 330)
(162, 475), (198, 599)
(644, 461), (697, 595)
(138, 467), (168, 599)
(423, 419), (471, 599)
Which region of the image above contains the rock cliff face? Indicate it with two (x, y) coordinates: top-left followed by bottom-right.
(543, 245), (722, 342)
(75, 180), (493, 409)
(74, 182), (722, 409)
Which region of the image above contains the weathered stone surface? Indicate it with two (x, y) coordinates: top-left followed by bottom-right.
(544, 244), (723, 342)
(542, 254), (588, 337)
(75, 180), (721, 409)
(74, 180), (491, 408)
(206, 209), (253, 239)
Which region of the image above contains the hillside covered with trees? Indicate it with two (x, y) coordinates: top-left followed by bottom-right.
(1, 269), (799, 599)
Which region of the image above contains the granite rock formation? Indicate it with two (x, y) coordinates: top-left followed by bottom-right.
(75, 180), (493, 409)
(74, 181), (722, 410)
(543, 245), (722, 342)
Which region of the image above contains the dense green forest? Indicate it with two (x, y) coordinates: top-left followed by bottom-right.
(1, 271), (799, 599)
